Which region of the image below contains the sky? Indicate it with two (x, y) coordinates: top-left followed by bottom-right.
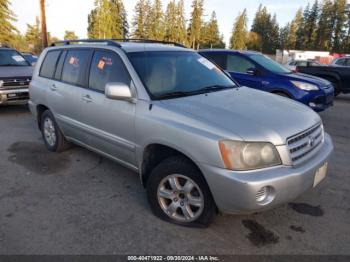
(11, 0), (311, 45)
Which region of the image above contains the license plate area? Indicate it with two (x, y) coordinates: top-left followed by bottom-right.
(313, 162), (328, 187)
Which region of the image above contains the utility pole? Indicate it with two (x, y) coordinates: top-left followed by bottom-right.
(39, 0), (48, 48)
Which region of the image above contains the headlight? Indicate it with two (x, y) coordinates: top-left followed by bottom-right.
(291, 81), (319, 91)
(219, 140), (281, 171)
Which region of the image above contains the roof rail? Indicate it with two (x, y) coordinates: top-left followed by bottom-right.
(51, 39), (122, 48)
(111, 39), (186, 48)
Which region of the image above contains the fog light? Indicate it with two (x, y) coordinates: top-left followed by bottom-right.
(256, 186), (274, 204)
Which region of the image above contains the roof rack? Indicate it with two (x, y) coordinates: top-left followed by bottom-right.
(51, 39), (122, 47)
(51, 39), (186, 48)
(111, 39), (186, 48)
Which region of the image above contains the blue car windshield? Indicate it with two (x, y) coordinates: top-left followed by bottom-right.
(250, 54), (292, 74)
(0, 50), (30, 66)
(128, 51), (236, 99)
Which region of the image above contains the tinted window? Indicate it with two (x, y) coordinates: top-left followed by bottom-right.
(250, 54), (291, 74)
(54, 51), (67, 80)
(62, 50), (91, 86)
(0, 50), (30, 66)
(128, 51), (235, 99)
(297, 61), (307, 67)
(201, 53), (227, 69)
(345, 59), (350, 66)
(335, 58), (345, 66)
(40, 51), (61, 79)
(89, 51), (131, 92)
(227, 54), (256, 73)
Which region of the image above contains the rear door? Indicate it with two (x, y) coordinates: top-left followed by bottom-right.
(77, 49), (137, 166)
(48, 48), (92, 143)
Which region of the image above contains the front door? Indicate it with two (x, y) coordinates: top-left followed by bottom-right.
(77, 49), (137, 167)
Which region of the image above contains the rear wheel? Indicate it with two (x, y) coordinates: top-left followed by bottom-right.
(147, 156), (216, 227)
(41, 110), (70, 152)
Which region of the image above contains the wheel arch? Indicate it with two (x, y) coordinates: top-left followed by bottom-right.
(36, 104), (50, 130)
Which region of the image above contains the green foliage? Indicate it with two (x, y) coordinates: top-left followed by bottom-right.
(131, 0), (151, 38)
(230, 9), (248, 50)
(64, 30), (78, 40)
(188, 0), (204, 49)
(88, 0), (128, 39)
(201, 11), (225, 48)
(0, 0), (18, 46)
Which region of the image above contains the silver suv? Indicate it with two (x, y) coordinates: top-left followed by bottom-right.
(29, 40), (333, 227)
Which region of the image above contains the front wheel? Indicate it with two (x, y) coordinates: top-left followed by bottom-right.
(147, 156), (217, 227)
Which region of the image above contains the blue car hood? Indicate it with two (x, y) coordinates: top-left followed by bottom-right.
(282, 72), (330, 88)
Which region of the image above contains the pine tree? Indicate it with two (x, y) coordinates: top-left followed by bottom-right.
(333, 0), (348, 52)
(188, 0), (204, 49)
(279, 23), (290, 51)
(88, 0), (128, 39)
(201, 11), (225, 48)
(148, 0), (165, 40)
(314, 0), (333, 50)
(230, 9), (248, 50)
(0, 0), (18, 46)
(270, 14), (280, 52)
(132, 0), (152, 38)
(164, 0), (177, 42)
(303, 0), (319, 50)
(25, 17), (42, 54)
(287, 8), (303, 50)
(64, 30), (78, 40)
(176, 0), (188, 45)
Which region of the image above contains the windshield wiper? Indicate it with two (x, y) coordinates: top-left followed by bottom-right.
(155, 91), (192, 100)
(192, 85), (235, 94)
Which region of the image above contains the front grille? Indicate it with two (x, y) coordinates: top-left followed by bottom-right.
(0, 77), (31, 89)
(287, 124), (324, 165)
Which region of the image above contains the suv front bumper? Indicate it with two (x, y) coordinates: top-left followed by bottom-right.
(200, 133), (333, 214)
(0, 88), (29, 105)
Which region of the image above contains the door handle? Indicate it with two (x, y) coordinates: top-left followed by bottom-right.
(50, 84), (58, 91)
(82, 94), (93, 103)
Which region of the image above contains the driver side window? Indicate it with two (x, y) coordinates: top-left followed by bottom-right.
(226, 55), (256, 73)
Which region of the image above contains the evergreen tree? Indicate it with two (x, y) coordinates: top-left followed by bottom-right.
(64, 30), (78, 40)
(333, 0), (348, 52)
(279, 23), (290, 51)
(270, 14), (280, 52)
(88, 0), (128, 39)
(230, 9), (248, 49)
(148, 0), (165, 40)
(0, 0), (18, 45)
(287, 8), (303, 49)
(164, 0), (177, 42)
(315, 0), (333, 50)
(201, 11), (225, 48)
(246, 32), (261, 51)
(25, 17), (42, 54)
(175, 0), (188, 45)
(132, 0), (152, 38)
(188, 0), (204, 49)
(303, 0), (319, 49)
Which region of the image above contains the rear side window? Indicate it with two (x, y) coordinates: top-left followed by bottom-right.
(227, 54), (256, 73)
(335, 58), (345, 66)
(201, 53), (227, 69)
(40, 51), (61, 79)
(89, 50), (131, 92)
(62, 50), (91, 86)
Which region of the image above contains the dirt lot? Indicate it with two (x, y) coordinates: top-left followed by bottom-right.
(0, 96), (349, 255)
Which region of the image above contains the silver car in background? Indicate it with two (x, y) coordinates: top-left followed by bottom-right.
(29, 40), (333, 227)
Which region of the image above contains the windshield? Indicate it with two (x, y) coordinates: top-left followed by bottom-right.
(128, 51), (236, 99)
(0, 50), (30, 66)
(250, 54), (292, 74)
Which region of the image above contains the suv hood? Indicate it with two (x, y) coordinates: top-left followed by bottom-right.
(285, 72), (330, 87)
(0, 66), (33, 78)
(160, 87), (321, 145)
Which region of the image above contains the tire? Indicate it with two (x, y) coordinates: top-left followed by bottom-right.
(41, 110), (70, 152)
(147, 156), (217, 227)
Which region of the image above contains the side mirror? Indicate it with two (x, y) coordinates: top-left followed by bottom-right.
(246, 68), (257, 75)
(105, 82), (133, 101)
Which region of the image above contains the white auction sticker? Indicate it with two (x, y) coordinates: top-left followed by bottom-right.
(198, 57), (216, 70)
(12, 55), (25, 62)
